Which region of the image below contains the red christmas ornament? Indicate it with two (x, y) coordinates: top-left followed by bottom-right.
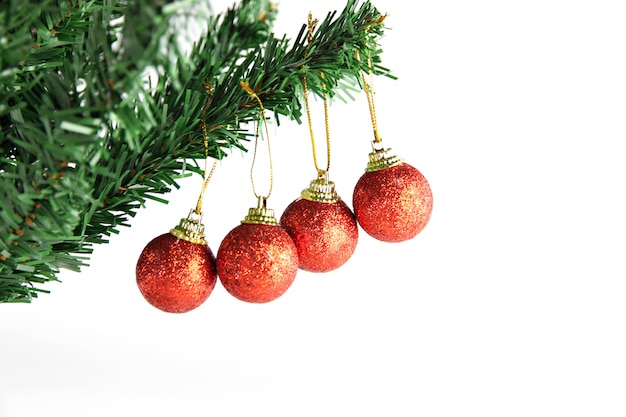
(217, 198), (299, 303)
(353, 147), (433, 242)
(136, 213), (218, 313)
(280, 173), (358, 272)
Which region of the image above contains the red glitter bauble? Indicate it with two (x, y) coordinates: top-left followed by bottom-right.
(353, 162), (433, 242)
(136, 233), (217, 313)
(217, 223), (299, 303)
(281, 199), (358, 272)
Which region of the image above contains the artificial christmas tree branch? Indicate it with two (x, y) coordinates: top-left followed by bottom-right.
(0, 0), (392, 303)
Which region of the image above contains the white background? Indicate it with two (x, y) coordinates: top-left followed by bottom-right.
(2, 0), (626, 416)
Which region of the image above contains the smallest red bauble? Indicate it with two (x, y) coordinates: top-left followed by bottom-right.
(353, 147), (433, 242)
(136, 214), (218, 313)
(217, 198), (299, 304)
(281, 174), (358, 272)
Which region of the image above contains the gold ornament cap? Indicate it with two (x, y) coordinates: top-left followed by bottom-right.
(365, 144), (403, 172)
(300, 170), (340, 203)
(170, 210), (207, 245)
(242, 196), (278, 225)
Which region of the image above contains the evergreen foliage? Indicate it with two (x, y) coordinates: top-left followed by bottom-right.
(0, 0), (391, 303)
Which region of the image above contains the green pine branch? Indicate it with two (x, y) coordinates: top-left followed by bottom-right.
(0, 0), (392, 303)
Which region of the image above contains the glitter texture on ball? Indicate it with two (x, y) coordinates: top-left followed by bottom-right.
(136, 233), (218, 313)
(217, 223), (299, 303)
(281, 199), (359, 272)
(353, 162), (433, 242)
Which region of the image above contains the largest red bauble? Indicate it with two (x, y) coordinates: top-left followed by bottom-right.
(353, 162), (433, 242)
(136, 233), (218, 313)
(217, 223), (299, 303)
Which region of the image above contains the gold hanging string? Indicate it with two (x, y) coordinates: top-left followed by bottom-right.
(322, 74), (331, 169)
(356, 49), (382, 144)
(302, 12), (331, 177)
(301, 75), (332, 176)
(241, 80), (273, 200)
(307, 12), (318, 43)
(195, 80), (218, 215)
